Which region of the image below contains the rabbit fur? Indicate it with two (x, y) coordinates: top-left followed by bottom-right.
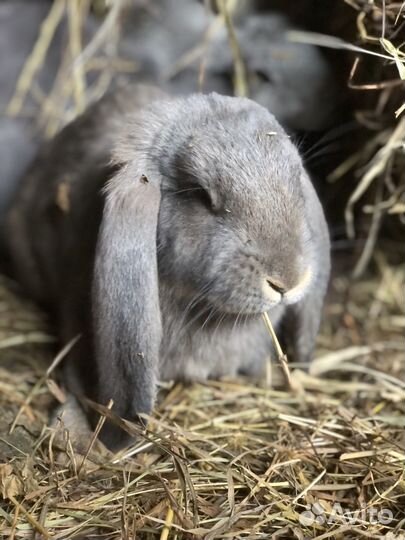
(6, 84), (330, 449)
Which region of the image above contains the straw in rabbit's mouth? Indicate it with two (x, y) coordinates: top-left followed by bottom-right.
(262, 312), (293, 390)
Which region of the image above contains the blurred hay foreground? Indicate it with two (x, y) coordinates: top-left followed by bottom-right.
(1, 0), (405, 539)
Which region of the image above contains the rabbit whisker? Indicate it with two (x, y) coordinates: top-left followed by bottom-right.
(175, 281), (217, 338)
(199, 294), (236, 333)
(231, 308), (243, 337)
(304, 142), (343, 164)
(176, 303), (212, 341)
(230, 297), (252, 340)
(171, 187), (206, 195)
(212, 310), (228, 342)
(300, 121), (358, 161)
(180, 280), (215, 319)
(200, 305), (219, 332)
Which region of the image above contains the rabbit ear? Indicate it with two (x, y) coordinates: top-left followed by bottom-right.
(92, 160), (162, 449)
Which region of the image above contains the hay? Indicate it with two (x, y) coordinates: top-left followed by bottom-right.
(0, 261), (404, 538)
(289, 0), (405, 277)
(1, 0), (405, 538)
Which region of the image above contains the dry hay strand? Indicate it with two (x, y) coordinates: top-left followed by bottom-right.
(0, 257), (404, 539)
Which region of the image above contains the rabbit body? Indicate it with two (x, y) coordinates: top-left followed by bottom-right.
(6, 84), (330, 449)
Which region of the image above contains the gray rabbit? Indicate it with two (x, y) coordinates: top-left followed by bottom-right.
(120, 1), (338, 132)
(6, 84), (330, 450)
(210, 14), (338, 131)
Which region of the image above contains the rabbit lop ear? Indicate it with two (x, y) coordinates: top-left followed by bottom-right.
(92, 160), (162, 449)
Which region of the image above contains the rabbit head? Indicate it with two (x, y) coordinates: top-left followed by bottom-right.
(101, 93), (314, 325)
(158, 106), (314, 314)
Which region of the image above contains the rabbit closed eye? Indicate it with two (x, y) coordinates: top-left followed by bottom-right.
(6, 86), (330, 450)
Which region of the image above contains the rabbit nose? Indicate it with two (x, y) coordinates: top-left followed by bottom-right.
(266, 278), (287, 295)
(263, 277), (286, 303)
